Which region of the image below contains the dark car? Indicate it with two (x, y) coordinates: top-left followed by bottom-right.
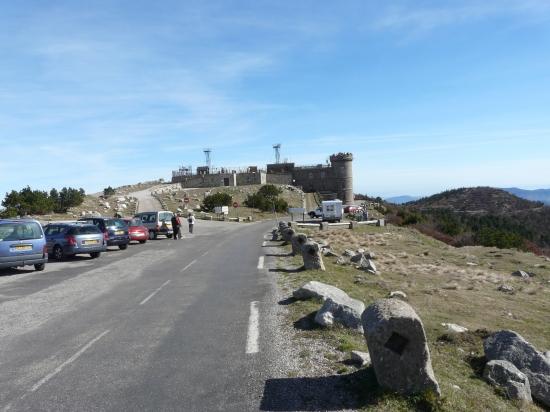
(44, 223), (107, 260)
(0, 219), (48, 271)
(77, 217), (130, 250)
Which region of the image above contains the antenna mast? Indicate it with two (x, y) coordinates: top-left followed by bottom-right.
(273, 144), (281, 164)
(203, 148), (212, 171)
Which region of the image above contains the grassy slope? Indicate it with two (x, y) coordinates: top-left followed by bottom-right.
(276, 224), (550, 411)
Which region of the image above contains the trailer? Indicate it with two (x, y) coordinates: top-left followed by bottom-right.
(321, 199), (343, 222)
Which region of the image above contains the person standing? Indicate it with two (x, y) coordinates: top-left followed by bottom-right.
(171, 214), (181, 240)
(187, 213), (195, 234)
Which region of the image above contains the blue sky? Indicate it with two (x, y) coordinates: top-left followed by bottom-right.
(1, 0), (550, 200)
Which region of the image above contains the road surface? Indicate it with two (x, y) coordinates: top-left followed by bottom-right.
(0, 219), (290, 411)
(131, 188), (163, 213)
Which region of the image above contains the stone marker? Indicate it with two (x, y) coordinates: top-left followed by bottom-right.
(293, 280), (349, 302)
(351, 350), (371, 367)
(315, 296), (365, 332)
(290, 233), (308, 256)
(320, 221), (329, 231)
(483, 359), (532, 402)
(349, 221), (358, 229)
(377, 219), (385, 226)
(281, 227), (295, 243)
(362, 299), (441, 396)
(301, 242), (326, 271)
(271, 229), (279, 241)
(484, 330), (550, 407)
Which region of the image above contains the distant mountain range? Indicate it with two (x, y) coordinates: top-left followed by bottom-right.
(385, 187), (550, 205)
(384, 195), (421, 204)
(503, 188), (550, 205)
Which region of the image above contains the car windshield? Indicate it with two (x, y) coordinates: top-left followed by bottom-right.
(105, 219), (126, 228)
(0, 222), (43, 241)
(127, 219), (142, 226)
(159, 212), (173, 222)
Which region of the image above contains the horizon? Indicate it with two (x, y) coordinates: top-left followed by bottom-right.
(2, 1), (550, 201)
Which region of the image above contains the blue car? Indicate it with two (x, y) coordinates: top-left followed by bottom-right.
(44, 223), (107, 260)
(0, 219), (48, 271)
(77, 217), (130, 250)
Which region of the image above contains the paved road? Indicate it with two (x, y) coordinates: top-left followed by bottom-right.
(0, 220), (286, 411)
(131, 188), (163, 213)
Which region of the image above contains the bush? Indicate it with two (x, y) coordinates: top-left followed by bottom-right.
(202, 192), (232, 212)
(244, 184), (288, 212)
(103, 186), (116, 197)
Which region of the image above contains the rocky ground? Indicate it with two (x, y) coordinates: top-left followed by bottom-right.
(270, 223), (550, 411)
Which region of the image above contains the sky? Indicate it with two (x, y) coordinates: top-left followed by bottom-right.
(1, 0), (550, 200)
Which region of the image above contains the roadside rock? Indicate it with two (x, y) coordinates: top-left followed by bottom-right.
(351, 350), (371, 367)
(322, 249), (339, 257)
(343, 249), (356, 257)
(357, 257), (377, 275)
(484, 330), (550, 407)
(292, 281), (348, 302)
(441, 323), (468, 334)
(497, 284), (514, 293)
(314, 296), (365, 332)
(362, 299), (441, 396)
(281, 227), (295, 243)
(388, 291), (407, 300)
(511, 270), (530, 279)
(483, 360), (532, 402)
(301, 242), (326, 271)
(336, 256), (347, 265)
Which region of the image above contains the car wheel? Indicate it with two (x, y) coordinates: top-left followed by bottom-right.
(119, 244), (128, 250)
(166, 233), (172, 239)
(139, 240), (146, 244)
(34, 263), (46, 271)
(308, 212), (315, 218)
(52, 245), (64, 260)
(90, 252), (101, 259)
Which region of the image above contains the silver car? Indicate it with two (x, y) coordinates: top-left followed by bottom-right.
(44, 223), (107, 260)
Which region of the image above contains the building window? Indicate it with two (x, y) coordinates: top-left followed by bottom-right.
(320, 171), (326, 179)
(308, 172), (313, 180)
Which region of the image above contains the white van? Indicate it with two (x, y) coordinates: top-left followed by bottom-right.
(134, 211), (174, 240)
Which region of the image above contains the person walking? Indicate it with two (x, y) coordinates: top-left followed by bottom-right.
(171, 214), (181, 240)
(187, 212), (195, 234)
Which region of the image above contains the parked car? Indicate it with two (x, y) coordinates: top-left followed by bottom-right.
(134, 211), (174, 240)
(344, 204), (361, 214)
(76, 217), (130, 250)
(44, 223), (106, 260)
(123, 218), (149, 244)
(0, 219), (48, 271)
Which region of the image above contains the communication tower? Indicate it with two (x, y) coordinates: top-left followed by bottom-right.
(203, 148), (212, 170)
(273, 144), (281, 164)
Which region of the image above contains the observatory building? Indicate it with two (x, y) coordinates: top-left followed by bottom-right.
(171, 151), (354, 204)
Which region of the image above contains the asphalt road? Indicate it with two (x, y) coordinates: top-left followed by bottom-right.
(131, 188), (163, 213)
(0, 219), (286, 412)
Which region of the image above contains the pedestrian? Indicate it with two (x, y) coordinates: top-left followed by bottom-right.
(171, 213), (181, 240)
(187, 212), (195, 234)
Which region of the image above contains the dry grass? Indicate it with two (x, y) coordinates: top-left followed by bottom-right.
(276, 224), (550, 411)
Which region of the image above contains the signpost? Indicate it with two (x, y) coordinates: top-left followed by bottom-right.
(288, 207), (306, 221)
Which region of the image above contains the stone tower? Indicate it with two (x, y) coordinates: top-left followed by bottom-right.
(330, 152), (354, 204)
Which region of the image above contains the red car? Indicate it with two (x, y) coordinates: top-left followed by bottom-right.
(123, 218), (149, 244)
(343, 205), (361, 214)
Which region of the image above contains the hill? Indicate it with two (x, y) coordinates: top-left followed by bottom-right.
(503, 187), (550, 205)
(409, 186), (544, 214)
(386, 187), (550, 256)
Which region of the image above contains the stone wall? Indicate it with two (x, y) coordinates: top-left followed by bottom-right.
(266, 173), (293, 185)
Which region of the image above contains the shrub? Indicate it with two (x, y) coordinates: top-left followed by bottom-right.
(103, 186), (116, 197)
(202, 192), (232, 212)
(244, 184), (288, 212)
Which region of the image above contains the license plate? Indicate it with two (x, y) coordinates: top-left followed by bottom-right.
(115, 230), (124, 235)
(13, 245), (32, 251)
(84, 240), (99, 245)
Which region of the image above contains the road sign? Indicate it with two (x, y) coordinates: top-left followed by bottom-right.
(184, 198), (189, 204)
(233, 202), (239, 208)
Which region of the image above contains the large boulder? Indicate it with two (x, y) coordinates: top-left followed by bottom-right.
(362, 299), (441, 397)
(290, 233), (308, 256)
(484, 330), (550, 407)
(358, 256), (377, 274)
(483, 360), (532, 402)
(292, 281), (349, 302)
(314, 296), (365, 332)
(301, 242), (326, 271)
